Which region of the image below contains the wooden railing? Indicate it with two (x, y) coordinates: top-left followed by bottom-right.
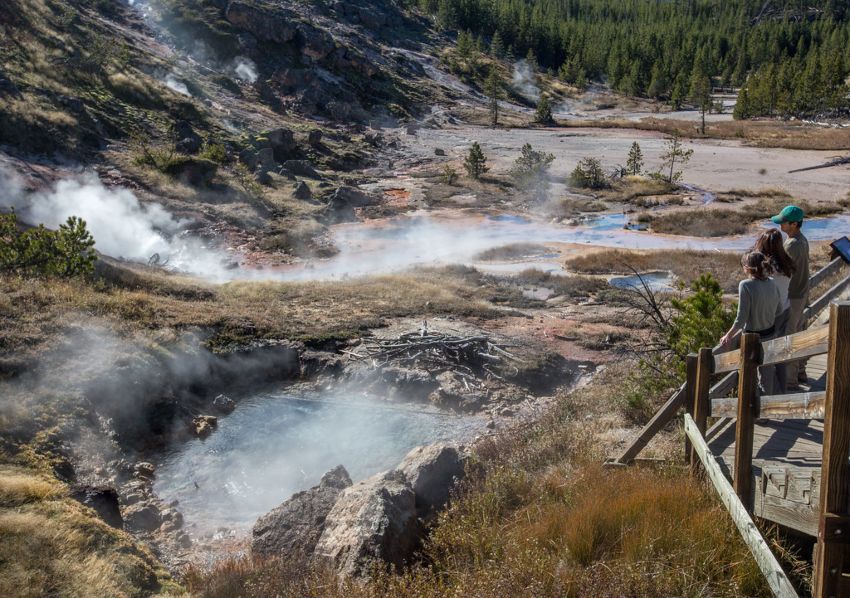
(612, 255), (850, 466)
(685, 301), (850, 598)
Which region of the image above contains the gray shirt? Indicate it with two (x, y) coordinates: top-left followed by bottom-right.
(784, 233), (809, 299)
(733, 277), (782, 332)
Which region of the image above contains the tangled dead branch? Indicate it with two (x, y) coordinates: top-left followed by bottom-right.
(347, 325), (523, 386)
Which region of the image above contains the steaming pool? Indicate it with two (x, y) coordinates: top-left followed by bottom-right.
(154, 390), (485, 536)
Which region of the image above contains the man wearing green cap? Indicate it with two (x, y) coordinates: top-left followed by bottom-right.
(772, 205), (809, 388)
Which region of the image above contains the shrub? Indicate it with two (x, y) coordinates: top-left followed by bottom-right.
(441, 164), (458, 185)
(0, 213), (96, 278)
(199, 141), (227, 163)
(533, 95), (554, 124)
(510, 143), (554, 197)
(570, 156), (609, 189)
(464, 142), (488, 179)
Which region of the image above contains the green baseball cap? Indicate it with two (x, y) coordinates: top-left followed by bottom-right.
(771, 205), (805, 224)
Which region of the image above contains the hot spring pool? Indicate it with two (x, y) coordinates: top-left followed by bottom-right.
(153, 390), (484, 536)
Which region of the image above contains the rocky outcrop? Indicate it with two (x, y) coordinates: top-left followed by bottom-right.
(252, 465), (352, 560)
(192, 415), (218, 439)
(322, 186), (379, 223)
(225, 2), (297, 44)
(124, 502), (161, 532)
(398, 443), (467, 515)
(70, 484), (123, 529)
(314, 469), (420, 577)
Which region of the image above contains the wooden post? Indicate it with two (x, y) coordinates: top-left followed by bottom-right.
(734, 332), (760, 511)
(684, 354), (698, 463)
(691, 348), (713, 473)
(814, 302), (850, 598)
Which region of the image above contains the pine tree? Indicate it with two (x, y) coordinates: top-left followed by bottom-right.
(626, 141), (644, 176)
(457, 30), (474, 57)
(484, 68), (503, 127)
(659, 134), (693, 183)
(464, 142), (488, 179)
(733, 86), (751, 120)
(490, 30), (504, 58)
(533, 95), (554, 124)
(525, 47), (537, 70)
(688, 67), (712, 134)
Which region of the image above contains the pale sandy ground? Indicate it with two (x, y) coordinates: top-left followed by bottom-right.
(402, 124), (849, 202)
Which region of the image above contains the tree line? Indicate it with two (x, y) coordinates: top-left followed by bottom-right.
(416, 0), (850, 119)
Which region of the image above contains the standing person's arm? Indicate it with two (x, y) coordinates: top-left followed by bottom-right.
(720, 281), (749, 347)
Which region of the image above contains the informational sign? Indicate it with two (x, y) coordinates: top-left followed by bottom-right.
(830, 236), (850, 264)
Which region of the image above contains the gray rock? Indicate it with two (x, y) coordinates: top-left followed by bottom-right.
(226, 2), (297, 44)
(252, 465), (352, 559)
(173, 120), (201, 154)
(257, 148), (276, 173)
(134, 462), (156, 479)
(307, 129), (323, 146)
(192, 415), (218, 439)
(238, 148), (258, 172)
(294, 180), (312, 200)
(70, 485), (123, 529)
(212, 394), (236, 414)
(398, 443), (467, 515)
(314, 470), (420, 577)
(266, 127), (296, 153)
(282, 159), (321, 179)
(124, 502), (161, 532)
(434, 148), (446, 156)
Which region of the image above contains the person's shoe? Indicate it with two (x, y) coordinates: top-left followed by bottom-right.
(786, 382), (804, 392)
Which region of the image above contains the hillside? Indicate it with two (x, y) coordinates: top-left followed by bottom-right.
(2, 1), (849, 597)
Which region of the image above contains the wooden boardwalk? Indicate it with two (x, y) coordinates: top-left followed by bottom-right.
(611, 251), (850, 597)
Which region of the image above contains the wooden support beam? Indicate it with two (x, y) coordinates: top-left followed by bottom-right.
(715, 347), (741, 374)
(684, 414), (799, 598)
(809, 257), (845, 290)
(712, 390), (827, 420)
(814, 302), (850, 598)
(734, 332), (760, 511)
(805, 273), (850, 326)
(761, 324), (830, 367)
(691, 348), (712, 473)
(685, 354), (698, 463)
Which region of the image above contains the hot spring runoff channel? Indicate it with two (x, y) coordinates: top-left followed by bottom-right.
(154, 390), (485, 536)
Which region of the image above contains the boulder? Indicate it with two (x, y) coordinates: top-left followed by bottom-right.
(314, 470), (420, 577)
(328, 186), (376, 209)
(398, 443), (466, 515)
(123, 502), (161, 532)
(192, 415), (218, 439)
(266, 127), (296, 158)
(300, 25), (336, 61)
(281, 159), (321, 179)
(134, 462), (156, 479)
(70, 484), (123, 529)
(434, 148), (446, 156)
(212, 394), (236, 414)
(307, 129), (323, 146)
(226, 2), (297, 44)
(293, 180), (312, 200)
(256, 148), (276, 173)
(238, 148), (258, 172)
(161, 157), (218, 187)
(173, 120), (201, 154)
(252, 465), (352, 560)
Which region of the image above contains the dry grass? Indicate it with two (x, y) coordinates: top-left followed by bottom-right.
(599, 176), (678, 204)
(190, 363), (786, 597)
(512, 269), (609, 298)
(0, 265), (508, 362)
(646, 197), (847, 237)
(559, 116), (850, 150)
(565, 248), (743, 292)
(0, 467), (178, 597)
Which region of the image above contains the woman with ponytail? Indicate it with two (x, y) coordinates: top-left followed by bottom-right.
(753, 229), (796, 392)
(720, 251), (783, 393)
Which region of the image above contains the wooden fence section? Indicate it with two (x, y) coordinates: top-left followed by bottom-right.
(606, 246), (850, 596)
(612, 256), (849, 466)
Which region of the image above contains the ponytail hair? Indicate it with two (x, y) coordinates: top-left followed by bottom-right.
(742, 251), (772, 280)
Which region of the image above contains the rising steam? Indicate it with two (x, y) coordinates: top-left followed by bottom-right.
(232, 57), (258, 84)
(1, 169), (235, 281)
(512, 60), (540, 102)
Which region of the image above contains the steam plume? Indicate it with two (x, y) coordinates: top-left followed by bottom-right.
(512, 60), (540, 102)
